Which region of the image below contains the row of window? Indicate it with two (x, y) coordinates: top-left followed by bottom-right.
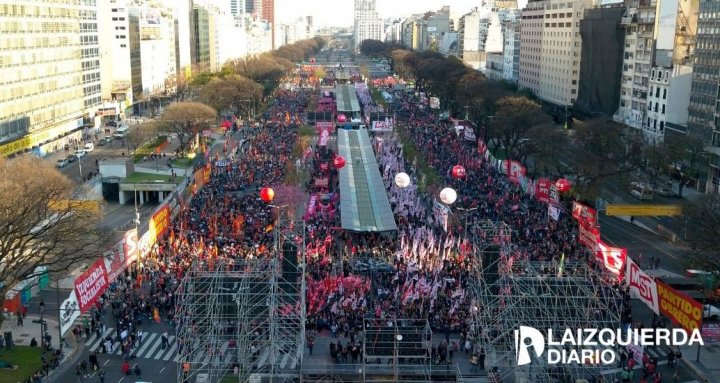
(647, 101), (666, 114)
(2, 20), (79, 33)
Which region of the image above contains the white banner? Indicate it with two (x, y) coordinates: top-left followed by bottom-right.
(433, 199), (450, 232)
(625, 257), (660, 314)
(463, 127), (476, 142)
(429, 97), (440, 109)
(59, 291), (80, 337)
(548, 204), (560, 221)
(371, 120), (393, 132)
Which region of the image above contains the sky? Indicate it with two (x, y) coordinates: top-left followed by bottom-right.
(275, 0), (505, 28)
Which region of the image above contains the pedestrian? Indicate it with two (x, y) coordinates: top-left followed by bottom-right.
(98, 369), (105, 383)
(121, 360), (130, 375)
(89, 351), (99, 371)
(161, 331), (169, 350)
(478, 348), (486, 370)
(307, 334), (315, 356)
(667, 348), (675, 367)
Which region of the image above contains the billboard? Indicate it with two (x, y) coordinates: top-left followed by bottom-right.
(605, 204), (682, 216)
(656, 280), (704, 332)
(74, 258), (108, 313)
(625, 257), (660, 314)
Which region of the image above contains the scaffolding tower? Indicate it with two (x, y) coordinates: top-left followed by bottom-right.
(468, 220), (623, 383)
(175, 222), (306, 383)
(361, 318), (433, 383)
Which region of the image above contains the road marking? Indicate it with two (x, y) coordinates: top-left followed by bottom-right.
(103, 360), (109, 366)
(139, 335), (163, 359)
(163, 342), (178, 361)
(602, 217), (680, 261)
(134, 333), (157, 357)
(89, 327), (114, 349)
(118, 377), (125, 382)
(159, 366), (165, 374)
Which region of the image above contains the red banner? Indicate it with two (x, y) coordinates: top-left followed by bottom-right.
(149, 204), (171, 245)
(501, 160), (526, 184)
(534, 178), (552, 203)
(319, 128), (329, 146)
(104, 229), (138, 281)
(74, 259), (109, 313)
(316, 121), (335, 134)
(572, 202), (597, 228)
(656, 280), (703, 332)
(596, 240), (626, 275)
(578, 222), (600, 250)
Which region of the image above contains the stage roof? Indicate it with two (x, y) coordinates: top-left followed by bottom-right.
(335, 84), (361, 113)
(337, 129), (397, 233)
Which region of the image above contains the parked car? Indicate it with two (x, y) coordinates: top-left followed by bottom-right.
(84, 143), (94, 152)
(75, 149), (87, 159)
(66, 155), (77, 163)
(103, 136), (113, 144)
(653, 185), (679, 198)
(106, 120), (117, 127)
(705, 305), (720, 321)
(56, 158), (69, 168)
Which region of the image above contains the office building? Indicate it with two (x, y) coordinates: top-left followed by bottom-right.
(0, 0), (102, 157)
(354, 0), (383, 51)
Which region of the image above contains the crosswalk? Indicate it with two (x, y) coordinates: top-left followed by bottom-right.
(84, 328), (180, 362)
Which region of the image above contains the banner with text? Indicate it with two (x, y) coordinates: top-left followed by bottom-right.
(371, 120), (394, 132)
(625, 257), (660, 314)
(572, 202), (597, 228)
(433, 199), (450, 232)
(74, 258), (109, 313)
(500, 160), (527, 184)
(104, 228), (139, 281)
(656, 280), (703, 332)
(149, 204), (171, 247)
(534, 178), (552, 204)
(59, 291), (80, 337)
(596, 241), (626, 275)
(578, 222), (600, 250)
(316, 121), (335, 134)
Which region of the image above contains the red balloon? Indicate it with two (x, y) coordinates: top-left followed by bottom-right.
(451, 165), (466, 179)
(555, 178), (571, 193)
(260, 187), (275, 203)
(333, 155), (346, 169)
(337, 114), (347, 123)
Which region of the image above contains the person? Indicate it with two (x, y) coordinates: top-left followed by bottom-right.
(16, 309), (23, 326)
(30, 338), (38, 347)
(307, 334), (315, 356)
(667, 348), (675, 367)
(98, 369), (105, 383)
(89, 351), (99, 371)
(161, 331), (169, 349)
(478, 348), (486, 370)
(121, 360), (130, 375)
(133, 364), (141, 377)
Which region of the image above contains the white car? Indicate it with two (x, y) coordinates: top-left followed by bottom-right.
(84, 143), (94, 152)
(75, 149), (87, 159)
(704, 305), (720, 320)
(56, 158), (69, 168)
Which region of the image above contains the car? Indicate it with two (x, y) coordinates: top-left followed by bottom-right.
(84, 143), (94, 152)
(653, 185), (679, 198)
(705, 305), (720, 321)
(75, 149), (87, 159)
(96, 139), (106, 147)
(56, 158), (69, 168)
(106, 120), (117, 127)
(66, 155), (77, 163)
(103, 136), (113, 143)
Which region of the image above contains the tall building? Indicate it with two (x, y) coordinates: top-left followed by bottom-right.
(193, 5), (211, 70)
(261, 0), (274, 48)
(229, 0), (247, 16)
(0, 0), (102, 157)
(354, 0), (383, 51)
(459, 8), (488, 70)
(519, 0), (592, 110)
(687, 0), (720, 193)
(502, 10), (521, 84)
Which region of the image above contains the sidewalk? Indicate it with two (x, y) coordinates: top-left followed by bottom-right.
(0, 314), (78, 373)
(679, 344), (720, 383)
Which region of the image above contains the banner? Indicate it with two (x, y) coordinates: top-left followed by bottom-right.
(500, 160), (526, 184)
(74, 258), (108, 313)
(596, 241), (626, 275)
(625, 257), (660, 314)
(319, 127), (329, 146)
(433, 199), (450, 232)
(429, 97), (440, 109)
(104, 229), (138, 281)
(315, 121), (335, 134)
(371, 120), (393, 132)
(656, 280), (703, 332)
(59, 291), (80, 337)
(548, 204), (560, 221)
(149, 204), (171, 245)
(578, 222), (600, 250)
(535, 178), (552, 203)
(572, 202), (597, 228)
(606, 204), (682, 217)
(463, 127), (476, 142)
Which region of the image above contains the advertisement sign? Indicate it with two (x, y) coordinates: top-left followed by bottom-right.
(74, 259), (108, 313)
(605, 204), (682, 217)
(535, 178), (552, 203)
(596, 241), (626, 275)
(429, 97), (440, 109)
(371, 120), (393, 132)
(625, 257), (660, 314)
(59, 291), (80, 337)
(149, 204), (171, 244)
(656, 280), (703, 332)
(500, 160), (527, 184)
(572, 202), (597, 228)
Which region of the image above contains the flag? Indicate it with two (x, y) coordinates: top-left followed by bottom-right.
(153, 307), (161, 323)
(548, 204), (560, 221)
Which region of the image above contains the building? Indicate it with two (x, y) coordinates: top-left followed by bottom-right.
(575, 6), (625, 118)
(687, 0), (720, 192)
(260, 0), (274, 48)
(0, 0), (102, 157)
(646, 65), (693, 144)
(229, 0), (247, 16)
(193, 4), (211, 70)
(424, 6), (452, 51)
(502, 10), (521, 83)
(486, 52), (505, 80)
(459, 7), (489, 70)
(354, 0), (383, 51)
(519, 0), (592, 111)
(385, 18), (404, 43)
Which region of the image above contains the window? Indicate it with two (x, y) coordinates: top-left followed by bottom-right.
(662, 104), (665, 114)
(663, 89), (667, 99)
(656, 88), (660, 97)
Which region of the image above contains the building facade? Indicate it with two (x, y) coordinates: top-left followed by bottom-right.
(502, 10), (521, 83)
(519, 0), (592, 107)
(354, 0), (383, 51)
(688, 0), (720, 193)
(0, 0), (102, 157)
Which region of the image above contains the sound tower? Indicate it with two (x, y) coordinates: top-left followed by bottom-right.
(483, 244), (501, 293)
(280, 242), (299, 303)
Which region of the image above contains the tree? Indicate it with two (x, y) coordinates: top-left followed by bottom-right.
(390, 49), (417, 80)
(683, 194), (720, 261)
(157, 102), (216, 156)
(526, 124), (570, 177)
(667, 135), (707, 197)
(230, 56), (287, 96)
(360, 39), (388, 57)
(569, 118), (643, 197)
(0, 157), (104, 325)
(487, 97), (552, 164)
(197, 75), (263, 117)
(127, 120), (161, 151)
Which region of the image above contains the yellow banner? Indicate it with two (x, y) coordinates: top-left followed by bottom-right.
(605, 204), (682, 216)
(48, 199), (101, 214)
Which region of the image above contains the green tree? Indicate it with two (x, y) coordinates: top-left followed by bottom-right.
(197, 75), (263, 117)
(157, 102), (217, 155)
(486, 97), (552, 164)
(683, 194), (720, 263)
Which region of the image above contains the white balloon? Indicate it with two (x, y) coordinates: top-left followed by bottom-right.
(439, 187), (457, 205)
(395, 172), (411, 188)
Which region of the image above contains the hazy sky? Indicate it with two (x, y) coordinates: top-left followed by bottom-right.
(275, 0), (509, 27)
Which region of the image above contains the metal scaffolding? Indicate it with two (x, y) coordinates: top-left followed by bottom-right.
(468, 220), (623, 383)
(175, 221), (306, 383)
(361, 318), (433, 383)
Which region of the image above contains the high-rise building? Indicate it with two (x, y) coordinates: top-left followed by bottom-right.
(458, 8), (487, 70)
(502, 10), (521, 84)
(229, 0), (247, 16)
(687, 0), (720, 192)
(193, 5), (211, 70)
(354, 0), (383, 51)
(261, 0), (274, 48)
(519, 0), (592, 109)
(0, 0), (102, 157)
